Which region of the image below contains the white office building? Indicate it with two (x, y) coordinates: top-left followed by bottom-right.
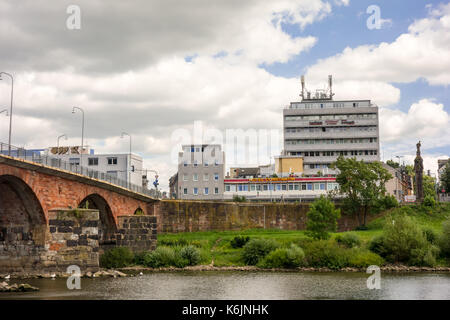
(283, 75), (381, 176)
(45, 146), (144, 186)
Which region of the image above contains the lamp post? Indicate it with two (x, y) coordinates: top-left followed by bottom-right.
(121, 132), (131, 185)
(57, 134), (68, 149)
(72, 107), (84, 166)
(0, 72), (14, 156)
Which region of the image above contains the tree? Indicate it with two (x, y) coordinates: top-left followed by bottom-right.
(330, 156), (392, 227)
(423, 175), (436, 199)
(306, 195), (341, 240)
(440, 162), (450, 193)
(386, 160), (400, 169)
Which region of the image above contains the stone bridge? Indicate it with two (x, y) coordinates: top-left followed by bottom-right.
(0, 154), (158, 273)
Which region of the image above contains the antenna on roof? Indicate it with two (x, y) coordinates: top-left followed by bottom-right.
(328, 75), (333, 98)
(300, 75), (305, 100)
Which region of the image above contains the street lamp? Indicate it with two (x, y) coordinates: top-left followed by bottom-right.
(0, 72), (14, 156)
(120, 132), (131, 185)
(72, 107), (84, 166)
(57, 134), (68, 149)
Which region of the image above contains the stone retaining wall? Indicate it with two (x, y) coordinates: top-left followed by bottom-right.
(115, 215), (157, 252)
(153, 200), (375, 233)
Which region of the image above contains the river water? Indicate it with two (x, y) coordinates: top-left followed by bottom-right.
(1, 271), (449, 300)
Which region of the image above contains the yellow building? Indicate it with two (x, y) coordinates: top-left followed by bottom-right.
(275, 156), (304, 177)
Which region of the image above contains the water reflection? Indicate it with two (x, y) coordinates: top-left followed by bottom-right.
(1, 272), (449, 300)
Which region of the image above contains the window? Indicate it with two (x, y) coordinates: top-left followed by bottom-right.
(107, 157), (118, 165)
(225, 185), (231, 192)
(215, 187), (219, 194)
(320, 183), (326, 190)
(214, 173), (219, 181)
(69, 158), (80, 165)
(88, 158), (98, 166)
(193, 187), (198, 195)
(214, 160), (219, 166)
(301, 183), (307, 190)
(204, 162), (208, 167)
(263, 184), (268, 191)
(193, 160), (198, 167)
(204, 187), (209, 195)
(193, 174), (198, 181)
(203, 174), (209, 181)
(183, 188), (188, 195)
(195, 147), (200, 152)
(288, 184), (294, 191)
(307, 183), (312, 190)
(183, 161), (187, 167)
(183, 174), (188, 181)
(281, 184), (287, 191)
(294, 184), (300, 191)
(276, 184), (281, 191)
(314, 183), (320, 190)
(191, 147), (195, 152)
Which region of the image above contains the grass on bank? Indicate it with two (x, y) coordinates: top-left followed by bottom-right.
(100, 203), (450, 269)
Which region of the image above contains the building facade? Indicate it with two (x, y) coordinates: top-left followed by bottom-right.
(177, 144), (225, 200)
(44, 146), (144, 187)
(382, 163), (413, 202)
(283, 76), (380, 176)
(223, 177), (339, 202)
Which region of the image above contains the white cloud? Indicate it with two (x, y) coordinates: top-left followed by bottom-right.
(306, 3), (450, 86)
(380, 99), (449, 145)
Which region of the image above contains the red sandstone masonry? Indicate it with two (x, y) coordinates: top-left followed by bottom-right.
(0, 161), (153, 224)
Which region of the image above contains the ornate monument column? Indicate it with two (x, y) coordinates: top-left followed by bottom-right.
(414, 141), (424, 202)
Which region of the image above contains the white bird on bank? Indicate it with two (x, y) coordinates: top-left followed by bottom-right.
(4, 275), (10, 280)
(51, 273), (56, 280)
(139, 272), (143, 276)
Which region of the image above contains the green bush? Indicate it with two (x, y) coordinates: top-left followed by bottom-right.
(232, 195), (247, 202)
(100, 247), (134, 269)
(379, 214), (439, 266)
(303, 240), (350, 269)
(423, 195), (436, 208)
(422, 228), (438, 244)
(242, 239), (279, 265)
(133, 251), (146, 266)
(230, 236), (250, 249)
(348, 249), (384, 268)
(143, 246), (177, 268)
(368, 235), (387, 256)
(439, 218), (450, 257)
(306, 195), (341, 240)
(179, 245), (201, 266)
(381, 195), (399, 209)
(259, 244), (305, 269)
(335, 233), (361, 248)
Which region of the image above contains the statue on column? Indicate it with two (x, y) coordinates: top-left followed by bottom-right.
(414, 141), (424, 202)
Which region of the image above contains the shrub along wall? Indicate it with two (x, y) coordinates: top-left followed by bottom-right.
(153, 200), (375, 233)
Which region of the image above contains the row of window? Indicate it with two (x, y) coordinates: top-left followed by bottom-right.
(285, 126), (377, 133)
(183, 187), (220, 195)
(184, 146), (219, 155)
(182, 160), (220, 167)
(286, 138), (377, 145)
(288, 150), (378, 157)
(87, 157), (118, 166)
(183, 173), (220, 181)
(290, 102), (368, 109)
(225, 182), (339, 192)
(285, 113), (377, 121)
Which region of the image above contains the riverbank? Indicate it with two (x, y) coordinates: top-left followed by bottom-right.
(2, 263), (450, 281)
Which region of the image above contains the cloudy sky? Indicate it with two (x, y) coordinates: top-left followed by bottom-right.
(0, 0), (449, 190)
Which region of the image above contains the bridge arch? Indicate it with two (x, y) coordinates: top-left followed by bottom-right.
(0, 175), (48, 271)
(78, 193), (117, 246)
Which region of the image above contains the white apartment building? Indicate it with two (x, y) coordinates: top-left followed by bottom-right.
(45, 146), (144, 186)
(283, 75), (381, 175)
(177, 144), (225, 200)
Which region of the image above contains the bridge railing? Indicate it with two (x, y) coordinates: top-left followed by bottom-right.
(0, 142), (161, 199)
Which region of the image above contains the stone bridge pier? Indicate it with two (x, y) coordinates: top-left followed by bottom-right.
(0, 155), (158, 274)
